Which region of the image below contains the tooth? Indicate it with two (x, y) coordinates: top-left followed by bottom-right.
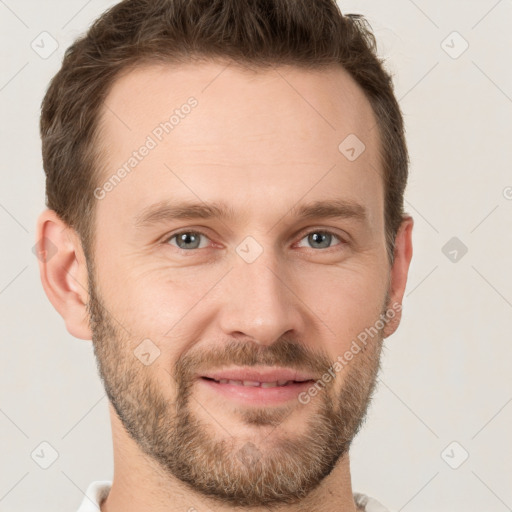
(243, 381), (261, 387)
(214, 379), (293, 387)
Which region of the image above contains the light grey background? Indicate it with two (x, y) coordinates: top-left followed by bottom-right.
(1, 1), (511, 511)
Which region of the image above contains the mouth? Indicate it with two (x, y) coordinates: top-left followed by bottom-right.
(200, 376), (313, 387)
(196, 368), (316, 405)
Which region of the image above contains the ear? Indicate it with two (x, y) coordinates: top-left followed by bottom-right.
(382, 216), (413, 339)
(35, 209), (92, 340)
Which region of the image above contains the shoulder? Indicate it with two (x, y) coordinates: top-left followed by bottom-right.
(353, 491), (393, 512)
(76, 481), (112, 512)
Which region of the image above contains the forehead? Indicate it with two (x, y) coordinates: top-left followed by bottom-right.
(95, 60), (383, 230)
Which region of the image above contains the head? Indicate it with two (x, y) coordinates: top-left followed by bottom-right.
(37, 0), (413, 507)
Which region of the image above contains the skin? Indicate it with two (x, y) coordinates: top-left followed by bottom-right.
(36, 60), (413, 512)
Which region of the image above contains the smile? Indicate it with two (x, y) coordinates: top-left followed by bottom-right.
(202, 377), (309, 387)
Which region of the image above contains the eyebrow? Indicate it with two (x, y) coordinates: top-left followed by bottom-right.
(289, 198), (368, 223)
(135, 200), (238, 227)
(134, 198), (368, 228)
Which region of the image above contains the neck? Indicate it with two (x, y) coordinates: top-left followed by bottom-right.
(101, 406), (360, 512)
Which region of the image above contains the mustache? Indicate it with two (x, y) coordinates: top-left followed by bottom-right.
(173, 337), (333, 386)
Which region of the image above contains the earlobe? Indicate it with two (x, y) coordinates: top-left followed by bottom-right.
(35, 209), (93, 340)
(383, 216), (414, 339)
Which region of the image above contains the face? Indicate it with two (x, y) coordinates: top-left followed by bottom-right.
(86, 61), (395, 506)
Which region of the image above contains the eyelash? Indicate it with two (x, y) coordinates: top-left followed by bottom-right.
(163, 228), (347, 253)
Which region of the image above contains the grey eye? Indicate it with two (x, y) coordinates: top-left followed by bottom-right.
(169, 231), (208, 250)
(297, 231), (342, 250)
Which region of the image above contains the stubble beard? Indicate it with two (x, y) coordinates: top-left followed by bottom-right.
(86, 261), (385, 507)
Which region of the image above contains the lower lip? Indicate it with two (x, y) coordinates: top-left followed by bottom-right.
(198, 378), (314, 406)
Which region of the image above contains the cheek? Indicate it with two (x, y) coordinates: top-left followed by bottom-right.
(98, 254), (209, 324)
(297, 262), (388, 349)
(99, 266), (222, 366)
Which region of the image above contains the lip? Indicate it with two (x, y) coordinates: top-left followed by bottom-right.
(196, 367), (316, 406)
(198, 378), (314, 406)
(198, 367), (316, 383)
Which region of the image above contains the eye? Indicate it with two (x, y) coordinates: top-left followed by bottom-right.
(166, 231), (210, 250)
(163, 228), (346, 253)
(296, 230), (344, 250)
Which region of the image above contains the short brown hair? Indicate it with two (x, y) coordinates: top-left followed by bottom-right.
(40, 0), (408, 263)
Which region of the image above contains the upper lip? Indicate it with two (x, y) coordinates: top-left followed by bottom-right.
(199, 367), (316, 383)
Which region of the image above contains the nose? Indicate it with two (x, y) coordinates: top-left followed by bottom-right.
(216, 248), (306, 346)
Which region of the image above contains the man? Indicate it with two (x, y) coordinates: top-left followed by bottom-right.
(36, 0), (413, 510)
